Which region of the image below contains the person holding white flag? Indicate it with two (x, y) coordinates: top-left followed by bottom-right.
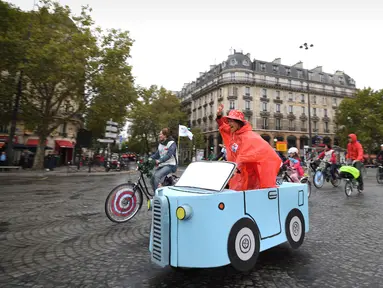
(178, 125), (193, 140)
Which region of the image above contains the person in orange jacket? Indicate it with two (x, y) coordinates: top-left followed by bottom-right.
(346, 133), (364, 191)
(216, 104), (282, 191)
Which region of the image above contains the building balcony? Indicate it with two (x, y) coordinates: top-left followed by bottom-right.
(312, 115), (320, 121)
(203, 102), (208, 107)
(218, 96), (223, 101)
(274, 112), (283, 118)
(275, 126), (282, 130)
(287, 113), (296, 120)
(300, 114), (308, 121)
(260, 111), (270, 117)
(322, 116), (330, 122)
(288, 127), (296, 131)
(313, 128), (319, 132)
(198, 106), (202, 110)
(192, 108), (197, 112)
(227, 95), (238, 100)
(209, 100), (214, 105)
(243, 109), (253, 116)
(186, 108), (192, 114)
(261, 125), (269, 129)
(324, 129), (330, 133)
(332, 104), (338, 109)
(197, 118), (202, 124)
(260, 97), (270, 102)
(208, 114), (214, 120)
(203, 116), (207, 122)
(301, 127), (307, 132)
(243, 94), (253, 101)
(188, 76), (356, 101)
(273, 98), (283, 104)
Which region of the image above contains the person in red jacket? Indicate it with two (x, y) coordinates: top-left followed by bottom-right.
(216, 104), (282, 191)
(346, 134), (364, 191)
(317, 144), (337, 181)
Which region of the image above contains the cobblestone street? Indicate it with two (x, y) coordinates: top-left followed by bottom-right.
(0, 172), (382, 288)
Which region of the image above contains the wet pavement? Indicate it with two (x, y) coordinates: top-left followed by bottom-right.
(0, 172), (382, 287)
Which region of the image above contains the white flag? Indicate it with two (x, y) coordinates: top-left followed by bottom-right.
(178, 125), (193, 140)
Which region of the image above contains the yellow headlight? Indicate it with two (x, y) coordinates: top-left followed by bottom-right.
(147, 199), (152, 211)
(176, 207), (186, 220)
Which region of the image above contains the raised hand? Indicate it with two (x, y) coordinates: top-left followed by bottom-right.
(217, 103), (224, 116)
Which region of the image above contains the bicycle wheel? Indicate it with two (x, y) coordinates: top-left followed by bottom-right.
(376, 167), (383, 184)
(331, 170), (341, 187)
(344, 181), (352, 197)
(313, 170), (324, 189)
(105, 183), (143, 223)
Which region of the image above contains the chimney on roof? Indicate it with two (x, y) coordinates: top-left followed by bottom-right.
(246, 53), (251, 58)
(272, 58), (281, 64)
(292, 61), (303, 69)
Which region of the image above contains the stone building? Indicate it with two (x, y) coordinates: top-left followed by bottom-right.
(177, 50), (356, 156)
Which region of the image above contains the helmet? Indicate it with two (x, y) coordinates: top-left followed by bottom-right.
(288, 147), (299, 154)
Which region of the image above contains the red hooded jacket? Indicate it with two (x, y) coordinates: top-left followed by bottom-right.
(217, 117), (282, 190)
(346, 134), (364, 161)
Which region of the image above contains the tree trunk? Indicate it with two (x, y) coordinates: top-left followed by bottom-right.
(32, 136), (47, 170)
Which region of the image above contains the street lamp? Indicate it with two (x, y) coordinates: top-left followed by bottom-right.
(299, 43), (314, 148)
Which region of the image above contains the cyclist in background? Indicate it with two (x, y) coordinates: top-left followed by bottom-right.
(346, 134), (364, 191)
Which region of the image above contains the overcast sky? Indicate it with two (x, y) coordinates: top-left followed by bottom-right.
(8, 0), (383, 92)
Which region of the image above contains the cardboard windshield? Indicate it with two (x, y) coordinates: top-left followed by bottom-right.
(174, 161), (237, 192)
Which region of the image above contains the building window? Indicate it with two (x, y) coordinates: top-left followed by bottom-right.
(333, 98), (337, 106)
(297, 70), (303, 78)
(245, 87), (250, 95)
(245, 72), (250, 80)
(260, 63), (266, 71)
(229, 100), (235, 109)
(276, 91), (280, 99)
(276, 119), (281, 129)
(245, 100), (250, 110)
(302, 107), (305, 114)
(276, 104), (281, 112)
(320, 74), (324, 82)
(286, 67), (291, 75)
(288, 92), (293, 101)
(301, 94), (305, 103)
(262, 88), (267, 98)
(325, 122), (329, 131)
(289, 120), (293, 128)
(219, 88), (222, 98)
(210, 93), (213, 101)
(231, 72), (235, 80)
(273, 65), (278, 73)
(289, 105), (293, 113)
(288, 79), (292, 86)
(329, 75), (333, 82)
(313, 108), (317, 116)
(262, 117), (268, 128)
(301, 120), (306, 128)
(324, 109), (328, 116)
(313, 95), (316, 104)
(232, 86), (238, 96)
(313, 121), (317, 130)
(323, 97), (326, 105)
(308, 72), (313, 80)
(262, 102), (267, 111)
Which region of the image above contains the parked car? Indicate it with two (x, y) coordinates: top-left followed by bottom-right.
(147, 161), (309, 272)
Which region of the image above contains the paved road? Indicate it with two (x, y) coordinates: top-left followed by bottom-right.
(0, 173), (382, 288)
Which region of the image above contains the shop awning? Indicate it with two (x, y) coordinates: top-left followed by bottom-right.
(26, 139), (47, 146)
(55, 140), (74, 148)
(0, 142), (4, 148)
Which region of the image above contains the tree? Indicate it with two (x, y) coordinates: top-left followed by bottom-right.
(335, 88), (383, 154)
(1, 0), (136, 169)
(128, 86), (187, 154)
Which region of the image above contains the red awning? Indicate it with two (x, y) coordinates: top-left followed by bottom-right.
(0, 142), (4, 148)
(26, 139), (47, 146)
(55, 140), (74, 148)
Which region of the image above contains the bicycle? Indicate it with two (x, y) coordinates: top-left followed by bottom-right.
(312, 160), (341, 189)
(339, 164), (363, 197)
(376, 163), (383, 184)
(105, 157), (179, 223)
(278, 165), (312, 198)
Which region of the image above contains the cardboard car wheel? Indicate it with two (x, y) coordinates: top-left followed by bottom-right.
(228, 218), (260, 272)
(285, 209), (305, 249)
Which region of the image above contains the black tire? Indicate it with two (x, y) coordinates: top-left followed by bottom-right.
(313, 170), (324, 189)
(105, 183), (143, 223)
(227, 218), (260, 272)
(331, 170), (341, 187)
(376, 167), (383, 184)
(344, 181), (352, 197)
(285, 209), (305, 249)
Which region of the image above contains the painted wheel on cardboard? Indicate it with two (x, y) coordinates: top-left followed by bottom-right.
(228, 218), (260, 272)
(105, 183), (143, 223)
(285, 209), (305, 249)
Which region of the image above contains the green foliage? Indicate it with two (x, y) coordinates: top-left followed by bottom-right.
(137, 157), (156, 177)
(128, 86), (187, 154)
(335, 88), (383, 153)
(0, 0), (136, 169)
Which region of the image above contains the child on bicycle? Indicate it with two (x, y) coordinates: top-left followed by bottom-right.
(317, 144), (337, 181)
(283, 147), (304, 183)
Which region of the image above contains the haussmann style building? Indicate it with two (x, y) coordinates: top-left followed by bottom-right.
(177, 50), (357, 157)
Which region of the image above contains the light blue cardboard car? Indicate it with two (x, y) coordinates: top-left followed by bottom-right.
(148, 161), (309, 272)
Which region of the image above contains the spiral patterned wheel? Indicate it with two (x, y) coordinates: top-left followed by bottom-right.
(105, 184), (143, 223)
